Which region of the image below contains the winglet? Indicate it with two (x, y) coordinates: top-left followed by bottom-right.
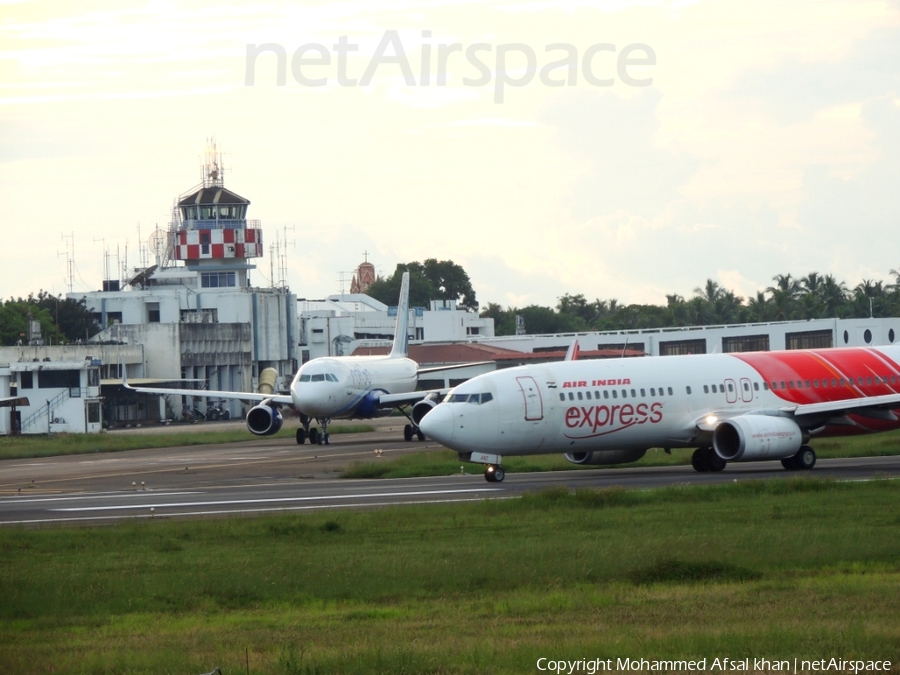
(564, 339), (580, 361)
(389, 271), (411, 358)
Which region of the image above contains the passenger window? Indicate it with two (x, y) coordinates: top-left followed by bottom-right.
(686, 386), (692, 395)
(711, 384), (717, 393)
(753, 382), (759, 391)
(568, 392), (574, 400)
(813, 379), (819, 388)
(612, 390), (618, 399)
(650, 388), (656, 396)
(640, 388), (645, 397)
(577, 392), (583, 400)
(805, 380), (810, 388)
(603, 391), (609, 399)
(631, 389), (636, 398)
(703, 385), (709, 394)
(728, 383), (734, 392)
(621, 390), (627, 398)
(667, 387), (673, 395)
(585, 391), (592, 400)
(762, 382), (768, 390)
(743, 382), (749, 391)
(788, 381), (794, 389)
(559, 393), (565, 401)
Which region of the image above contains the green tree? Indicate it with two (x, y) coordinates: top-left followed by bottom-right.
(421, 259), (478, 310)
(365, 260), (477, 310)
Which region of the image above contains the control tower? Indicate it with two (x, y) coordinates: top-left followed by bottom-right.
(172, 145), (262, 289)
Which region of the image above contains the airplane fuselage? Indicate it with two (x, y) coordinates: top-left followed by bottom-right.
(290, 355), (418, 419)
(420, 346), (900, 459)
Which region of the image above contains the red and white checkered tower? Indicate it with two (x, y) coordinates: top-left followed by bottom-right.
(171, 141), (262, 289)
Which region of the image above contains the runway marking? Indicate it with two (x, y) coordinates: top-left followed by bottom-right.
(6, 491), (201, 504)
(53, 488), (503, 512)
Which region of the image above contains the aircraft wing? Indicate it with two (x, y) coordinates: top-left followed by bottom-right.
(417, 361), (494, 376)
(692, 393), (900, 432)
(123, 378), (294, 406)
(377, 388), (451, 406)
(784, 393), (900, 419)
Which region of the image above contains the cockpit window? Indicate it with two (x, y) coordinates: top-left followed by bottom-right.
(325, 373), (339, 382)
(299, 374), (311, 382)
(444, 392), (492, 404)
(311, 374), (325, 382)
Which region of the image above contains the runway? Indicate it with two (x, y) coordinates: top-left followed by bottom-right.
(2, 426), (899, 525)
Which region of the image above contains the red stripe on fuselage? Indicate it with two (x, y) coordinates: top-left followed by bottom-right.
(732, 348), (900, 405)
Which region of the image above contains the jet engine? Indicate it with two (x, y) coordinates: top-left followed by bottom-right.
(712, 415), (803, 462)
(564, 448), (647, 465)
(354, 390), (385, 419)
(246, 401), (283, 436)
(412, 393), (442, 425)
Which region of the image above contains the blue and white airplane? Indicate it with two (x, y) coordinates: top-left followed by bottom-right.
(126, 273), (474, 444)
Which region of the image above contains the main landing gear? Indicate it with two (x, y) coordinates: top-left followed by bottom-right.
(403, 423), (426, 442)
(781, 445), (816, 471)
(296, 415), (330, 445)
(484, 464), (505, 483)
(691, 447), (726, 472)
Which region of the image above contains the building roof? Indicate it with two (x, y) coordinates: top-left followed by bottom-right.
(178, 186), (250, 206)
(350, 342), (646, 365)
(351, 342), (517, 364)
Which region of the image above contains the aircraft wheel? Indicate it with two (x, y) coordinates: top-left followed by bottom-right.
(416, 429), (426, 441)
(493, 467), (505, 482)
(222, 410), (231, 421)
(324, 433), (330, 446)
(708, 451), (727, 472)
(691, 448), (711, 472)
(780, 457), (797, 470)
(484, 466), (496, 482)
(309, 428), (319, 445)
(296, 429), (306, 445)
(794, 446), (816, 470)
(404, 424), (414, 442)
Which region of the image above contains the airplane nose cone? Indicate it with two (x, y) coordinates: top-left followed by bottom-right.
(419, 403), (454, 446)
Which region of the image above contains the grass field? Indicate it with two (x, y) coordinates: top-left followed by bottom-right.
(1, 478), (899, 674)
(0, 422), (376, 461)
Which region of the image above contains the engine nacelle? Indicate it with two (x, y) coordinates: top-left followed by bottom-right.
(412, 393), (441, 425)
(564, 448), (647, 465)
(246, 402), (283, 436)
(353, 390), (386, 419)
(713, 415), (803, 462)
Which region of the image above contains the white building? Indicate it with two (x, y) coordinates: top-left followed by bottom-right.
(299, 295), (494, 361)
(479, 317), (900, 356)
(0, 344), (143, 435)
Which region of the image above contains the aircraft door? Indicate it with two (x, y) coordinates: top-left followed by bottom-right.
(516, 376), (544, 421)
(724, 378), (738, 404)
(739, 377), (753, 403)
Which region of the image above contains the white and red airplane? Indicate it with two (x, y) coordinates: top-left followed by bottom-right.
(126, 273), (470, 444)
(419, 346), (900, 482)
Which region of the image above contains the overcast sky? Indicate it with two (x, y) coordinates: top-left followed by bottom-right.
(2, 0), (899, 310)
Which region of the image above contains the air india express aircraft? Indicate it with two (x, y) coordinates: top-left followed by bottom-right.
(419, 346), (900, 482)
